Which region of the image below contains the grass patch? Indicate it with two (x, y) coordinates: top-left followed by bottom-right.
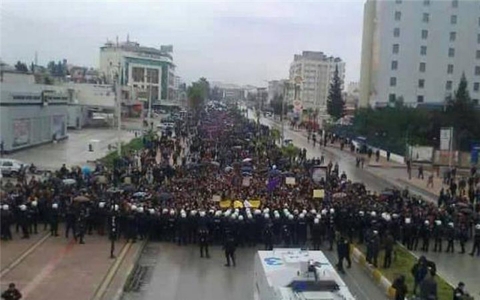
(356, 244), (453, 300)
(99, 137), (145, 168)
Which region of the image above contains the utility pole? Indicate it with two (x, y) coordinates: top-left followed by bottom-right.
(114, 66), (122, 156)
(281, 83), (287, 146)
(147, 73), (153, 131)
(448, 127), (454, 170)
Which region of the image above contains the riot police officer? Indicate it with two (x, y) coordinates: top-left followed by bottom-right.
(433, 220), (443, 252)
(49, 203), (60, 237)
(445, 222), (455, 253)
(223, 230), (237, 267)
(470, 224), (480, 256)
(198, 226), (210, 258)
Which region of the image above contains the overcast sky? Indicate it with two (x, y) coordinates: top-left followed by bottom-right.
(1, 0), (364, 86)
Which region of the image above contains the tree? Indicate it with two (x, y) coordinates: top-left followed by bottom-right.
(198, 77), (210, 101)
(188, 77), (210, 115)
(270, 94), (283, 115)
(14, 61), (29, 72)
(327, 65), (345, 120)
(446, 73), (480, 151)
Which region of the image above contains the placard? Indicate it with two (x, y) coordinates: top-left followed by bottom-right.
(249, 199), (261, 208)
(242, 177), (251, 187)
(212, 195), (221, 202)
(286, 177), (296, 185)
(233, 200), (243, 208)
(219, 200), (231, 208)
(313, 189), (325, 199)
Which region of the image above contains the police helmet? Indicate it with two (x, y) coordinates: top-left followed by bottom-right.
(448, 222), (454, 227)
(424, 220), (430, 225)
(52, 203), (59, 209)
(288, 215), (294, 220)
(264, 213), (269, 219)
(314, 218), (320, 224)
(98, 202), (105, 208)
(2, 204), (9, 210)
(199, 211), (206, 217)
(31, 201), (38, 207)
(19, 204), (27, 211)
(137, 207), (144, 213)
(238, 215), (244, 221)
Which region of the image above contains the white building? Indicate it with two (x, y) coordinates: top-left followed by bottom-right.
(99, 39), (175, 103)
(267, 80), (287, 104)
(360, 0), (480, 107)
(288, 51), (345, 112)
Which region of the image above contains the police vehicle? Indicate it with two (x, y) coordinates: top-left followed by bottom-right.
(254, 249), (355, 300)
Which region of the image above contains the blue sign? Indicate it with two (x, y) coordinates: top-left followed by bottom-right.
(264, 257), (283, 266)
(472, 145), (480, 164)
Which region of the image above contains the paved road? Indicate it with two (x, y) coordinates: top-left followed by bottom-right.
(6, 128), (137, 170)
(121, 242), (388, 300)
(258, 114), (480, 297)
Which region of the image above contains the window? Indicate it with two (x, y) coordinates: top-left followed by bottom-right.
(474, 82), (480, 92)
(423, 0), (430, 5)
(418, 79), (425, 88)
(419, 62), (426, 72)
(477, 50), (480, 59)
(390, 77), (397, 86)
(393, 44), (400, 54)
(389, 93), (396, 102)
(452, 0), (458, 8)
(423, 13), (429, 23)
(420, 46), (427, 55)
(449, 32), (456, 42)
(395, 11), (402, 21)
(478, 34), (480, 44)
(394, 27), (400, 37)
(451, 15), (457, 24)
(476, 66), (480, 75)
(446, 81), (453, 90)
(391, 60), (398, 70)
(448, 48), (455, 57)
(421, 30), (428, 39)
(447, 64), (454, 74)
(2, 161), (13, 167)
(132, 67), (145, 82)
(417, 95), (424, 103)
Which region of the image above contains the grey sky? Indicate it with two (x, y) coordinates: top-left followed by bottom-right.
(1, 0), (364, 86)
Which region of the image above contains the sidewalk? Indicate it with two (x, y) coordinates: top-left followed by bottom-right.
(0, 226), (138, 300)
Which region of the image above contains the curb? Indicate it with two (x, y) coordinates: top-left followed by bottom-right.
(396, 178), (439, 199)
(112, 239), (148, 300)
(351, 246), (396, 299)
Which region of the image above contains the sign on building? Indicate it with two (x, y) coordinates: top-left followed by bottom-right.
(440, 127), (453, 151)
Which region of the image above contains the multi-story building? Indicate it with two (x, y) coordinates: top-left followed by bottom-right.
(360, 0), (480, 107)
(267, 80), (288, 104)
(288, 51), (345, 112)
(99, 39), (175, 103)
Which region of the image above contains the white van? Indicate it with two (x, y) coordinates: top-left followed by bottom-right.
(0, 158), (28, 177)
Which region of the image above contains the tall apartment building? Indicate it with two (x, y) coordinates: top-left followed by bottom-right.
(267, 79), (288, 104)
(288, 51), (345, 112)
(359, 0), (480, 107)
(99, 39), (175, 102)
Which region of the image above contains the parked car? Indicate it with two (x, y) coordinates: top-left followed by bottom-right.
(0, 158), (29, 177)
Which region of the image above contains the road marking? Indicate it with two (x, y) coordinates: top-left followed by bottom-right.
(0, 232), (50, 278)
(22, 238), (77, 299)
(91, 242), (132, 300)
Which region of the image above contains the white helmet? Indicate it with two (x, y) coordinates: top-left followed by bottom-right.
(302, 209), (307, 215)
(180, 209), (186, 215)
(373, 230), (378, 235)
(314, 218), (320, 224)
(235, 208), (240, 214)
(215, 210), (222, 217)
(293, 209), (299, 215)
(264, 208), (270, 214)
(209, 209), (215, 214)
(264, 213), (269, 219)
(238, 215), (244, 221)
(231, 214), (237, 220)
(448, 222), (454, 227)
(137, 207), (144, 213)
(170, 209), (175, 216)
(149, 208), (155, 214)
(359, 211), (364, 216)
(283, 208), (289, 213)
(299, 213), (305, 219)
(371, 211), (377, 217)
(2, 204), (9, 210)
(98, 202), (105, 208)
(247, 214), (253, 219)
(316, 214), (322, 219)
(329, 208), (335, 214)
(405, 218), (411, 224)
(224, 211), (231, 217)
(131, 205), (138, 211)
(254, 209), (261, 215)
(424, 220), (430, 225)
(288, 215), (294, 220)
(321, 209), (327, 215)
(392, 213), (399, 219)
(199, 211), (206, 217)
(181, 212), (187, 218)
(310, 209), (317, 214)
(114, 204), (119, 211)
(162, 208), (169, 214)
(52, 203), (59, 209)
(475, 224), (480, 230)
(274, 214), (280, 219)
(435, 220), (442, 226)
(19, 204), (27, 211)
(31, 201), (38, 207)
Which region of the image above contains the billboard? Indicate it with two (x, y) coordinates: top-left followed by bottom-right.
(440, 127), (452, 151)
(13, 119), (31, 147)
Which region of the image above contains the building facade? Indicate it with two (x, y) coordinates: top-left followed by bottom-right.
(99, 40), (175, 103)
(360, 0), (480, 107)
(0, 69), (68, 153)
(267, 80), (287, 104)
(288, 51), (345, 112)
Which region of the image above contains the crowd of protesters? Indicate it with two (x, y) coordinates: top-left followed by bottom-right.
(1, 103), (479, 299)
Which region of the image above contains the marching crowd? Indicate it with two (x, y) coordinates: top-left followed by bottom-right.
(1, 104), (479, 300)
